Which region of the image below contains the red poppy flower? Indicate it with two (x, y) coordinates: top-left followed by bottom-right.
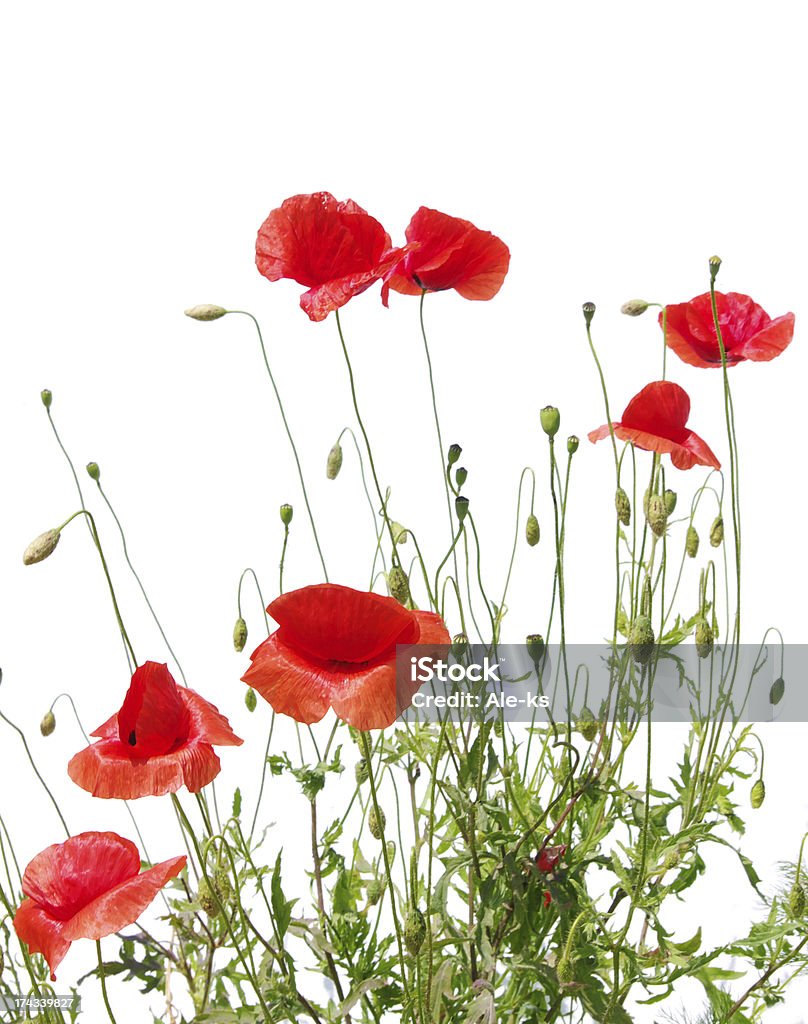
(68, 662), (242, 799)
(382, 206), (510, 303)
(661, 291), (795, 369)
(256, 192), (408, 322)
(535, 843), (566, 907)
(241, 583), (450, 730)
(588, 381), (720, 471)
(13, 831), (185, 979)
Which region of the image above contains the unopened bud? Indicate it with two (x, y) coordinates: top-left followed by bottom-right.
(355, 758), (370, 785)
(621, 299), (649, 317)
(40, 389), (53, 408)
(710, 516), (724, 547)
(447, 444), (462, 466)
(85, 461), (101, 481)
(789, 881), (806, 918)
(455, 496), (469, 523)
(567, 435), (579, 455)
(540, 406), (560, 438)
(23, 529), (60, 566)
(368, 806), (386, 840)
(686, 525), (699, 558)
(214, 868), (233, 906)
(40, 710), (56, 737)
(386, 840), (396, 863)
(404, 908), (427, 955)
(280, 504), (294, 526)
(770, 677), (785, 705)
(615, 487), (631, 526)
(663, 489), (677, 515)
(629, 615), (655, 665)
(695, 619), (714, 659)
(391, 521), (409, 545)
(577, 707), (598, 742)
(388, 565), (410, 606)
(244, 687), (257, 712)
(366, 878), (385, 905)
(708, 255), (722, 283)
(326, 442), (343, 479)
(582, 301), (596, 326)
(233, 617), (248, 652)
(526, 634), (545, 665)
(750, 779), (765, 809)
(646, 494), (668, 537)
(197, 877), (219, 916)
(526, 514), (540, 547)
(184, 304), (227, 321)
(557, 955), (574, 985)
(455, 466), (468, 488)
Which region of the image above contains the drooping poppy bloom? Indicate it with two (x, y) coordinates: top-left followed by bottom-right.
(13, 831), (185, 979)
(68, 661), (242, 799)
(661, 291), (795, 369)
(588, 381), (720, 471)
(255, 192), (408, 322)
(241, 583), (450, 730)
(382, 206), (510, 303)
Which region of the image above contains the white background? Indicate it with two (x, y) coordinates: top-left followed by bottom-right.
(2, 2), (807, 1020)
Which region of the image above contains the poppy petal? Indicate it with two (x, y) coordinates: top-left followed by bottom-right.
(739, 312), (795, 362)
(182, 689), (243, 748)
(620, 381), (690, 437)
(117, 662), (190, 757)
(13, 900), (71, 980)
(241, 634), (333, 724)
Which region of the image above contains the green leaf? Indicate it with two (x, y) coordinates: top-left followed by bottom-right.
(271, 852), (296, 939)
(232, 787), (242, 818)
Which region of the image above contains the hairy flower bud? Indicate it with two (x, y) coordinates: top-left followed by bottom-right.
(455, 496), (469, 523)
(526, 514), (540, 547)
(577, 707), (598, 742)
(540, 406), (560, 438)
(388, 565), (410, 606)
(214, 868), (233, 906)
(244, 687), (257, 712)
(615, 487), (631, 526)
(86, 461), (101, 481)
(789, 881), (806, 918)
(629, 615), (655, 665)
(567, 435), (579, 455)
(750, 779), (765, 809)
(184, 304), (227, 321)
(404, 908), (427, 956)
(197, 877), (219, 916)
(41, 389), (53, 408)
(369, 806), (385, 840)
(663, 489), (677, 515)
(557, 955), (574, 985)
(40, 710), (56, 737)
(621, 299), (650, 317)
(686, 525), (699, 558)
(447, 443), (462, 466)
(233, 617), (248, 653)
(326, 442), (343, 480)
(23, 529), (60, 566)
(355, 758), (370, 785)
(455, 466), (468, 488)
(646, 494), (668, 537)
(280, 504), (294, 526)
(695, 619), (714, 659)
(710, 516), (724, 547)
(366, 878), (385, 905)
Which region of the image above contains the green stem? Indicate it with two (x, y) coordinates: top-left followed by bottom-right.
(97, 940), (118, 1024)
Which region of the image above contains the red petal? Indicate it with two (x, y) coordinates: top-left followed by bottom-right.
(268, 584), (419, 665)
(620, 381), (690, 439)
(182, 689), (242, 747)
(241, 633), (335, 725)
(117, 662), (190, 757)
(739, 311), (795, 361)
(13, 899), (71, 980)
(22, 832), (139, 920)
(63, 855), (185, 941)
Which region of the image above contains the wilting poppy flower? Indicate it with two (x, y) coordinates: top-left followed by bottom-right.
(382, 206), (510, 303)
(241, 583), (450, 730)
(256, 192), (408, 322)
(588, 381), (720, 471)
(661, 291), (795, 369)
(68, 661), (242, 799)
(13, 831), (185, 979)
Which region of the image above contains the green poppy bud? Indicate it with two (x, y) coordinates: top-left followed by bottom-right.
(23, 529), (60, 566)
(86, 461), (101, 482)
(646, 494), (668, 537)
(455, 466), (468, 488)
(526, 514), (540, 547)
(391, 521), (409, 545)
(447, 443), (462, 466)
(366, 878), (385, 905)
(663, 489), (677, 515)
(388, 565), (410, 606)
(789, 881), (806, 918)
(750, 779), (765, 809)
(214, 868), (233, 906)
(620, 299), (649, 317)
(540, 406), (560, 438)
(567, 435), (579, 455)
(526, 634), (545, 665)
(404, 908), (427, 956)
(386, 840), (396, 863)
(695, 619), (714, 659)
(184, 304), (227, 321)
(41, 389), (53, 408)
(368, 806), (385, 840)
(615, 487), (631, 526)
(355, 758), (370, 785)
(629, 615), (655, 665)
(326, 442), (343, 480)
(244, 687), (257, 712)
(455, 496), (469, 523)
(686, 525), (699, 558)
(197, 877), (220, 916)
(233, 617), (248, 653)
(710, 516), (724, 547)
(557, 955), (574, 984)
(577, 707), (598, 742)
(770, 677), (785, 705)
(582, 301), (596, 326)
(280, 504), (294, 526)
(40, 710), (56, 737)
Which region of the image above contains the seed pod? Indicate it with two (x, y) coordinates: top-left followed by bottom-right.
(184, 304), (227, 321)
(455, 466), (468, 488)
(368, 806), (385, 840)
(244, 687), (257, 712)
(582, 301), (596, 325)
(526, 514), (540, 547)
(355, 758), (370, 785)
(40, 710), (56, 737)
(789, 881), (806, 918)
(233, 617), (248, 653)
(567, 435), (580, 454)
(455, 496), (469, 523)
(366, 878), (385, 905)
(197, 877), (220, 916)
(86, 461), (101, 481)
(404, 908), (427, 956)
(663, 489), (677, 515)
(615, 487), (631, 526)
(709, 255), (722, 281)
(621, 299), (649, 317)
(388, 565), (410, 606)
(710, 516), (724, 547)
(326, 442), (343, 479)
(695, 619), (714, 659)
(577, 707), (598, 742)
(629, 615), (655, 665)
(686, 525), (699, 558)
(646, 494), (668, 537)
(447, 444), (462, 466)
(41, 389), (53, 408)
(526, 634), (545, 665)
(23, 529), (60, 565)
(280, 504), (294, 526)
(540, 406), (560, 438)
(750, 779), (765, 809)
(451, 633), (469, 661)
(770, 677), (786, 705)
